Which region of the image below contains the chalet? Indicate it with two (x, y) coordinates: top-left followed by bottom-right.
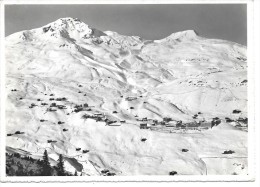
(101, 169), (109, 174)
(107, 122), (121, 126)
(58, 121), (65, 124)
(141, 138), (147, 142)
(142, 117), (148, 121)
(199, 121), (212, 129)
(75, 104), (83, 108)
(7, 134), (13, 136)
(63, 129), (68, 132)
(120, 120), (126, 123)
(193, 114), (198, 119)
(95, 117), (102, 122)
(14, 131), (24, 134)
(48, 108), (57, 112)
(56, 97), (67, 101)
(47, 140), (57, 143)
(237, 117), (248, 124)
(57, 105), (67, 109)
(233, 109), (241, 114)
(106, 172), (116, 176)
(94, 113), (103, 116)
(106, 121), (115, 125)
(222, 150), (235, 154)
(225, 117), (234, 123)
(74, 108), (83, 113)
(76, 148), (81, 151)
(169, 171), (177, 175)
(211, 118), (221, 128)
(176, 121), (183, 127)
(125, 97), (137, 101)
(186, 122), (200, 128)
(166, 121), (177, 127)
(140, 123), (148, 129)
(163, 117), (172, 122)
(83, 150), (89, 153)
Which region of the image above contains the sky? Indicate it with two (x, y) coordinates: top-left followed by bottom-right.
(5, 4), (247, 45)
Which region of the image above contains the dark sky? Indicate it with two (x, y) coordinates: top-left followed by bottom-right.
(5, 4), (247, 45)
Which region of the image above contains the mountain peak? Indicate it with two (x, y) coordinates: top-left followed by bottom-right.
(170, 30), (197, 38)
(155, 30), (198, 43)
(42, 17), (88, 33)
(40, 17), (106, 40)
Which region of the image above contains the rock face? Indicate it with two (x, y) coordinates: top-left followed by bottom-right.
(5, 17), (248, 176)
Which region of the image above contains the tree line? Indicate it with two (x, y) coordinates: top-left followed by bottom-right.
(6, 150), (79, 176)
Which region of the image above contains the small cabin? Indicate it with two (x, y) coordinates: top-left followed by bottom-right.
(48, 108), (57, 112)
(76, 148), (81, 151)
(186, 122), (200, 128)
(50, 103), (57, 107)
(83, 150), (89, 153)
(169, 171), (177, 175)
(47, 140), (57, 143)
(94, 113), (103, 116)
(125, 97), (137, 101)
(141, 138), (147, 142)
(140, 123), (148, 129)
(222, 150), (235, 154)
(107, 122), (121, 126)
(57, 105), (67, 109)
(181, 149), (189, 152)
(14, 131), (24, 135)
(142, 117), (148, 121)
(166, 121), (177, 127)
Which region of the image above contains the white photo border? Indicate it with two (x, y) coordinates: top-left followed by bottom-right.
(0, 0), (259, 184)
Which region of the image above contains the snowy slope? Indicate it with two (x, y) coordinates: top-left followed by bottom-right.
(5, 17), (247, 175)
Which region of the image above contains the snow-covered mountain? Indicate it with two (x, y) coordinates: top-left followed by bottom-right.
(5, 17), (248, 176)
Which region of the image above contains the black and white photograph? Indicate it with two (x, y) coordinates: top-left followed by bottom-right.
(0, 0), (259, 185)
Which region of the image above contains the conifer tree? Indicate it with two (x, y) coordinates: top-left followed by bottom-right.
(57, 154), (65, 176)
(42, 150), (52, 176)
(74, 170), (78, 176)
